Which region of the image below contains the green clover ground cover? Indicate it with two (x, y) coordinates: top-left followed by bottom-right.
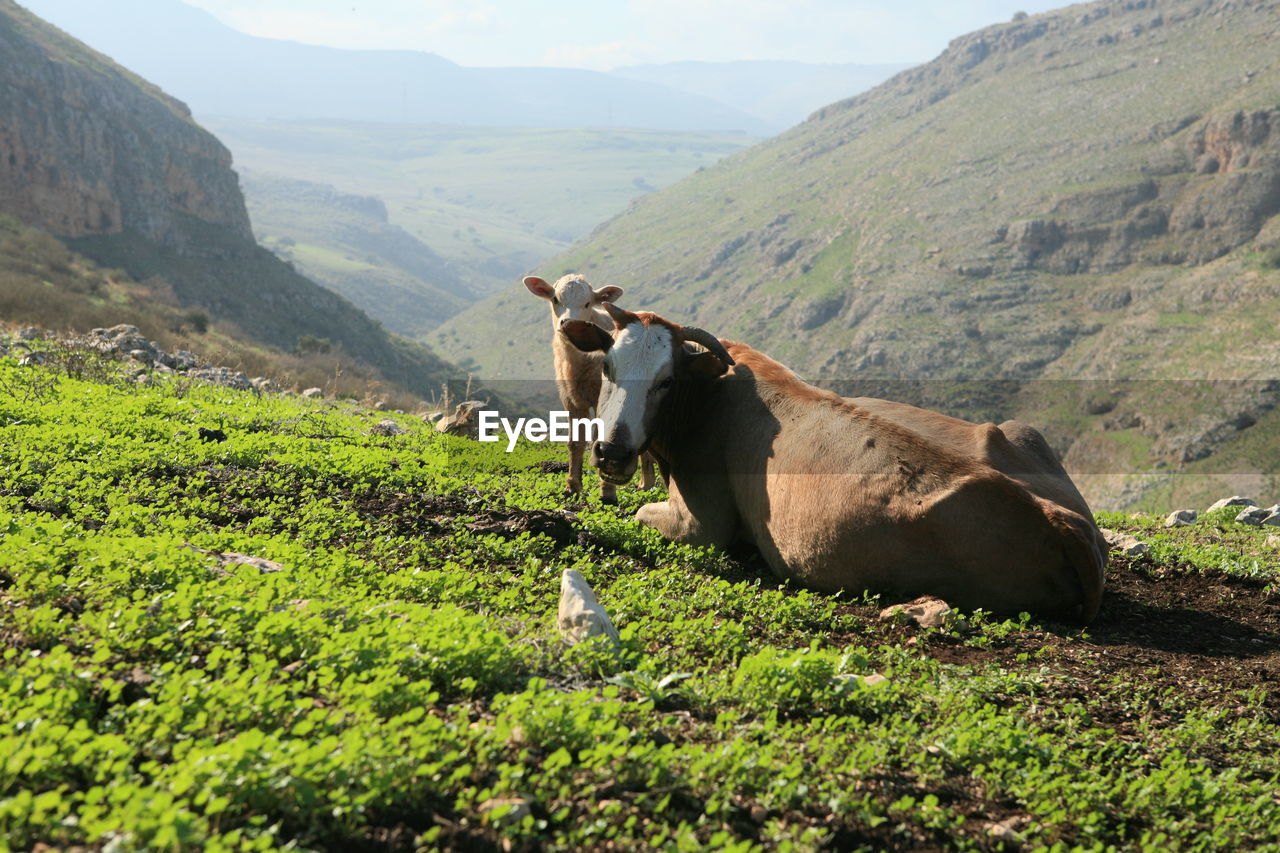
(2, 348), (1279, 851)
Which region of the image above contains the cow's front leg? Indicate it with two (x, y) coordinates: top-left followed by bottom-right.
(599, 478), (617, 505)
(635, 478), (736, 549)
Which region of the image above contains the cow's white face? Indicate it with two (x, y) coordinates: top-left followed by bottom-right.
(563, 305), (735, 484)
(592, 321), (676, 483)
(524, 274), (623, 333)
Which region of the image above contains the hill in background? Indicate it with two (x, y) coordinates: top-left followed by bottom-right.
(612, 60), (913, 132)
(0, 0), (471, 404)
(207, 119), (758, 323)
(431, 0), (1280, 510)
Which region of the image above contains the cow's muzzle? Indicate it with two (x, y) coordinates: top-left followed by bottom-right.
(592, 441), (637, 485)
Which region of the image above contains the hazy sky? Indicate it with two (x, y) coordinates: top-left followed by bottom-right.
(180, 0), (1068, 68)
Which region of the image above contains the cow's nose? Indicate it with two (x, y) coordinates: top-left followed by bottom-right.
(593, 441), (631, 464)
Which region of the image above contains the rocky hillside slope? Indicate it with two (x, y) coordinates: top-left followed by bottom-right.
(0, 0), (468, 403)
(433, 0), (1280, 509)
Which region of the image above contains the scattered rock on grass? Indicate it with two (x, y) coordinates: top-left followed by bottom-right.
(480, 797), (533, 827)
(185, 544), (287, 577)
(301, 387), (324, 398)
(557, 569), (619, 646)
(1206, 496), (1256, 513)
(436, 400), (487, 438)
(1236, 506), (1270, 525)
(879, 595), (952, 629)
(187, 367), (253, 392)
(1100, 528), (1150, 556)
(369, 419), (408, 437)
(1164, 509), (1197, 527)
(834, 672), (889, 690)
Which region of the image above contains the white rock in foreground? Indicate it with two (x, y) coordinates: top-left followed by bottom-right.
(557, 569), (619, 646)
(1164, 509), (1197, 527)
(1100, 528), (1150, 557)
(879, 596), (952, 629)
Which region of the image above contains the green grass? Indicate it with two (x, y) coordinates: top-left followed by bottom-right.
(3, 337), (1280, 850)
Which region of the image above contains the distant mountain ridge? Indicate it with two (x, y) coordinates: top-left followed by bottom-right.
(18, 0), (772, 134)
(612, 60), (913, 132)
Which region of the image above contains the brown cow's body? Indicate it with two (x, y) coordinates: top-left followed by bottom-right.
(566, 309), (1106, 622)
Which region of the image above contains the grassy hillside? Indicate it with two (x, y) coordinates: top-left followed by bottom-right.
(432, 0), (1280, 510)
(3, 333), (1280, 850)
(242, 171), (473, 337)
(0, 215), (466, 408)
(205, 119), (758, 300)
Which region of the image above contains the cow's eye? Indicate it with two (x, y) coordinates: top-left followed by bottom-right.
(656, 377), (673, 390)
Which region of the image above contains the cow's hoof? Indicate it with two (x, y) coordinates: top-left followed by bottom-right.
(600, 494), (618, 506)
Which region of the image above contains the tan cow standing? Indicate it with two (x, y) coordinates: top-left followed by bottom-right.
(563, 304), (1107, 622)
(524, 274), (655, 503)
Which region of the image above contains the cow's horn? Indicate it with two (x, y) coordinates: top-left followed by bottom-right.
(602, 301), (640, 330)
(682, 326), (735, 365)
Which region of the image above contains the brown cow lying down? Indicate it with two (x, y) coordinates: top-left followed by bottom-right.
(562, 304), (1107, 622)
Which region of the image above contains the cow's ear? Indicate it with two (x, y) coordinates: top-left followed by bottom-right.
(524, 276), (554, 299)
(561, 320), (612, 353)
(594, 285), (623, 303)
(685, 350), (731, 379)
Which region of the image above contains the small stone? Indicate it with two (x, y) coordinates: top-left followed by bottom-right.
(281, 661), (304, 674)
(171, 350), (199, 370)
(1100, 528), (1150, 556)
(128, 348), (154, 365)
(369, 418), (408, 437)
(251, 376), (282, 394)
(557, 569), (619, 646)
(1236, 506), (1269, 525)
(17, 351), (47, 366)
(834, 672), (889, 690)
(372, 400), (388, 410)
(1164, 509), (1197, 527)
(187, 367), (253, 391)
(134, 373), (153, 386)
(301, 387), (324, 398)
(1207, 496), (1256, 513)
(1266, 533), (1280, 548)
(879, 595), (952, 628)
(423, 411), (445, 423)
(480, 797), (532, 826)
(17, 327), (40, 340)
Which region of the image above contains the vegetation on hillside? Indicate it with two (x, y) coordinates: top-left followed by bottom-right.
(2, 337), (1278, 851)
(430, 0), (1280, 512)
(206, 119), (759, 306)
(242, 171), (473, 338)
(0, 215), (455, 409)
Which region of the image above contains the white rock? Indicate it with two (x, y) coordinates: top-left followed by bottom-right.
(480, 797), (532, 826)
(557, 569), (619, 646)
(301, 387), (324, 398)
(879, 596), (951, 629)
(1207, 496), (1256, 513)
(1164, 509), (1197, 527)
(1236, 506), (1269, 525)
(369, 418), (408, 437)
(834, 672), (889, 690)
(1100, 528), (1149, 556)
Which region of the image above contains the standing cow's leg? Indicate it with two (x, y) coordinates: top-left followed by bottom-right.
(565, 405), (587, 496)
(599, 478), (617, 505)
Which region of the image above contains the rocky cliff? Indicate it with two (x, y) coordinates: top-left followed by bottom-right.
(0, 0), (251, 246)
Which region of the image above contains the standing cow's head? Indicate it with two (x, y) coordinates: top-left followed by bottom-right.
(524, 274), (624, 334)
(562, 304), (735, 484)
